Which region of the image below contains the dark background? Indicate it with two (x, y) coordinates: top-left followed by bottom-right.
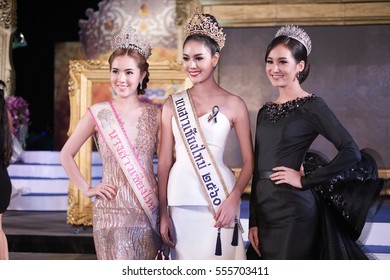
(13, 1), (101, 150)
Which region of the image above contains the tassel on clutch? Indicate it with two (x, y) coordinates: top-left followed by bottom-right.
(231, 218), (239, 246)
(155, 244), (170, 260)
(215, 227), (222, 256)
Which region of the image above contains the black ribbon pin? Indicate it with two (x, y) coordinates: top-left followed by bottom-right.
(207, 106), (219, 123)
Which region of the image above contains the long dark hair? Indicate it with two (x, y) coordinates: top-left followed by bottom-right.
(265, 35), (311, 84)
(0, 86), (13, 167)
(108, 48), (150, 95)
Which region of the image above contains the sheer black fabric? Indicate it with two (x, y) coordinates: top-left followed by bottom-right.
(305, 151), (385, 259)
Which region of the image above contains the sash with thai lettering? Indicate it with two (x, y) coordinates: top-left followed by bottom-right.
(170, 90), (240, 255)
(89, 102), (159, 235)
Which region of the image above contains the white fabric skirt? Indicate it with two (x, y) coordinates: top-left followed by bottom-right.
(169, 206), (246, 260)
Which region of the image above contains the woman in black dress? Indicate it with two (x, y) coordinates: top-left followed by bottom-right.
(248, 26), (383, 259)
(0, 80), (13, 260)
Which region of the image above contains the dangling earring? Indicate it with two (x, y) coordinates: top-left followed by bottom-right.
(139, 82), (143, 90)
(111, 87), (117, 98)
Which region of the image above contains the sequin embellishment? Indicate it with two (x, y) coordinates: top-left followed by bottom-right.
(264, 94), (315, 122)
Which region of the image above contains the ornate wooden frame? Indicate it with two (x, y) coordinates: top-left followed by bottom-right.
(0, 0), (16, 92)
(66, 59), (187, 226)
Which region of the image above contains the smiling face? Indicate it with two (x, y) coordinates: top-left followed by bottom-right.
(110, 54), (145, 98)
(182, 39), (219, 85)
(265, 44), (304, 88)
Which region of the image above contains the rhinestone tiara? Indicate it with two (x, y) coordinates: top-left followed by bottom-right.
(184, 8), (226, 50)
(111, 24), (152, 59)
(275, 25), (312, 55)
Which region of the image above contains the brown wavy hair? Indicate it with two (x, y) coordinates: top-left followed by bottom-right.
(108, 48), (150, 95)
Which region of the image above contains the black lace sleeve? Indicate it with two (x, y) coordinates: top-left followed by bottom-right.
(301, 97), (361, 189)
(304, 150), (385, 240)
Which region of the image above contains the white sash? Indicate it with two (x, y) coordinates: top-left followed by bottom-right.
(89, 102), (159, 234)
(171, 90), (244, 255)
(170, 91), (229, 216)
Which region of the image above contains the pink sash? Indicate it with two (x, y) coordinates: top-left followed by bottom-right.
(89, 102), (159, 234)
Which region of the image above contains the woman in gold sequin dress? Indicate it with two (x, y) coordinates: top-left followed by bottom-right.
(60, 25), (161, 259)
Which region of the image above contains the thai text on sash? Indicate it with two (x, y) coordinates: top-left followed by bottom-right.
(107, 129), (157, 214)
(174, 97), (222, 207)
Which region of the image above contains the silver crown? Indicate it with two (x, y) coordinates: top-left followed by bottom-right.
(184, 8), (226, 50)
(111, 24), (152, 59)
(275, 25), (312, 55)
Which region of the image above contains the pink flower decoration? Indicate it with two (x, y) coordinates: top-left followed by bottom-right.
(6, 95), (30, 137)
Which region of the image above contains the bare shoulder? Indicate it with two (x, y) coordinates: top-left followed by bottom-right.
(89, 100), (108, 109)
(220, 89), (248, 109)
(161, 96), (172, 111)
(216, 89), (249, 124)
(160, 96), (174, 120)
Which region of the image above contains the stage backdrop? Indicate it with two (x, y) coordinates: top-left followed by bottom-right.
(55, 1), (390, 169)
(218, 25), (390, 169)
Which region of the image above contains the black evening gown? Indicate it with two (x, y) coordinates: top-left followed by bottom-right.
(248, 95), (384, 260)
(0, 135), (12, 214)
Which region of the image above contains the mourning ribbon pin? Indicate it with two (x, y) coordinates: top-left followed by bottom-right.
(207, 106), (219, 123)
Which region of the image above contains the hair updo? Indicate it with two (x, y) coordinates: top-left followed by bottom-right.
(265, 35), (311, 84)
(108, 48), (150, 95)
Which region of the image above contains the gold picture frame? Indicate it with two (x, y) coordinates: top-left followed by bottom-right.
(66, 59), (187, 226)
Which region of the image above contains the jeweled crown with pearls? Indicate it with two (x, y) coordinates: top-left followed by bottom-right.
(111, 24), (152, 59)
(184, 8), (226, 50)
(275, 25), (312, 55)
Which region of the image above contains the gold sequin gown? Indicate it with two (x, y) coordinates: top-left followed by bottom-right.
(91, 102), (161, 260)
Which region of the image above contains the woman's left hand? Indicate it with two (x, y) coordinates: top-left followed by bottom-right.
(214, 193), (239, 228)
(270, 166), (303, 188)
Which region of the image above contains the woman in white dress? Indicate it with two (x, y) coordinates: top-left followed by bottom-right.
(158, 9), (254, 260)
